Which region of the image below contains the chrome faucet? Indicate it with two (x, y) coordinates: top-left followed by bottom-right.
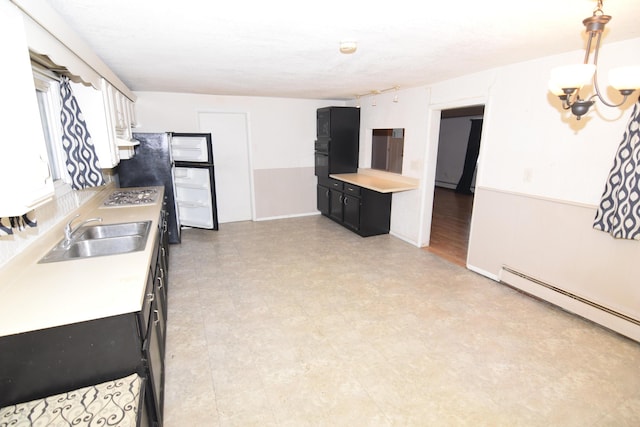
(63, 214), (103, 245)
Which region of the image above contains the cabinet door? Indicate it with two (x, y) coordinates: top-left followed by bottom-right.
(329, 189), (343, 222)
(71, 79), (119, 168)
(144, 300), (164, 426)
(155, 266), (167, 339)
(0, 1), (54, 216)
(317, 185), (330, 216)
(160, 209), (170, 262)
(343, 194), (360, 230)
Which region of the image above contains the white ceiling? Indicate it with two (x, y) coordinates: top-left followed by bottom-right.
(46, 0), (640, 100)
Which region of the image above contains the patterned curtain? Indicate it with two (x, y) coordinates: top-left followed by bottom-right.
(0, 212), (37, 236)
(593, 100), (640, 240)
(59, 76), (105, 190)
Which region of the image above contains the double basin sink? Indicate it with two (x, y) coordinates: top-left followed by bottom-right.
(39, 221), (152, 263)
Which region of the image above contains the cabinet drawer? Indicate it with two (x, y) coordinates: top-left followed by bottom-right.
(344, 184), (361, 197)
(328, 179), (343, 190)
(318, 177), (344, 190)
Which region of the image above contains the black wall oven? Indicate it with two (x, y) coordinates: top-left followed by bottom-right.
(314, 140), (329, 177)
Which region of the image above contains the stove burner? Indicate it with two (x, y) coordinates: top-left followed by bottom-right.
(103, 189), (159, 207)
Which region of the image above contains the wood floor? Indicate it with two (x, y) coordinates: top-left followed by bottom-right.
(425, 186), (474, 267)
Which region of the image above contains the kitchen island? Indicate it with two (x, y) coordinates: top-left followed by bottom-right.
(330, 168), (419, 193)
(319, 168), (419, 237)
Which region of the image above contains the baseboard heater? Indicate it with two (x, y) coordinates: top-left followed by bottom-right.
(501, 266), (640, 329)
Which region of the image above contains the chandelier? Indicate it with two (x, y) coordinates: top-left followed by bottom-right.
(548, 0), (640, 120)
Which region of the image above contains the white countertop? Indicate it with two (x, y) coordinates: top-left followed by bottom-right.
(330, 168), (419, 193)
(0, 185), (164, 337)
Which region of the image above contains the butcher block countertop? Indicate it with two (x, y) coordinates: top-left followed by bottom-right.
(0, 184), (164, 337)
(330, 168), (419, 193)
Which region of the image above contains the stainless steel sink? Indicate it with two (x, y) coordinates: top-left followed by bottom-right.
(39, 221), (152, 263)
(76, 222), (151, 240)
(64, 235), (147, 258)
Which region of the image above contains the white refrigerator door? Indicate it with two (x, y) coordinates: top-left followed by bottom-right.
(173, 167), (214, 229)
(171, 135), (209, 162)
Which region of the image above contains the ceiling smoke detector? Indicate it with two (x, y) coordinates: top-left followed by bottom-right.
(339, 41), (357, 54)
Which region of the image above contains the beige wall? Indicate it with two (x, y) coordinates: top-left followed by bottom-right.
(468, 187), (640, 340)
(253, 167), (317, 220)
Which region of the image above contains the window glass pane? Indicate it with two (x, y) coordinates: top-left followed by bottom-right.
(35, 89), (61, 180)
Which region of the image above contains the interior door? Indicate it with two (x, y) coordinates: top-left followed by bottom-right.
(198, 112), (252, 223)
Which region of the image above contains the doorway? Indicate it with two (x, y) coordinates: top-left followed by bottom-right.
(426, 105), (484, 266)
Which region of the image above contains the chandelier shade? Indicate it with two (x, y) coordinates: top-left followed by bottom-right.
(549, 64), (596, 91)
(548, 0), (639, 120)
(608, 66), (640, 92)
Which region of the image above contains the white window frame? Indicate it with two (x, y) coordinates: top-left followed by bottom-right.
(32, 63), (73, 196)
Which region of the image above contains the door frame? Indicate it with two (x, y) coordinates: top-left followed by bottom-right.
(417, 96), (489, 266)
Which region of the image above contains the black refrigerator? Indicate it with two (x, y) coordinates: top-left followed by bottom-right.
(117, 132), (181, 244)
(170, 133), (219, 231)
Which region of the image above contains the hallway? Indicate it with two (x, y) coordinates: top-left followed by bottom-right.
(426, 187), (474, 266)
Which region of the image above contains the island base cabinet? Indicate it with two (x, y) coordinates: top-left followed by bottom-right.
(358, 189), (392, 236)
(317, 177), (391, 237)
(343, 193), (360, 230)
(329, 188), (343, 222)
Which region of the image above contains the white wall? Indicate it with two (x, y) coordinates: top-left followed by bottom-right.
(352, 37), (640, 249)
(476, 41), (638, 205)
(430, 37), (640, 340)
(349, 38), (640, 339)
(353, 88), (431, 245)
(134, 92), (346, 220)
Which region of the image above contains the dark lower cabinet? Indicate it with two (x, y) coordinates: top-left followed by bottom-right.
(0, 314), (142, 409)
(329, 188), (343, 222)
(343, 193), (360, 230)
(142, 209), (169, 426)
(0, 209), (170, 427)
(317, 177), (392, 237)
(145, 297), (165, 426)
(317, 184), (330, 216)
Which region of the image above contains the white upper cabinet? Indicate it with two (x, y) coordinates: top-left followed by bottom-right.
(0, 1), (54, 217)
(71, 79), (139, 165)
(104, 82), (137, 159)
(70, 79), (120, 169)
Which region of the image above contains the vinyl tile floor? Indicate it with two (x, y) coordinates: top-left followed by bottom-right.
(163, 215), (640, 426)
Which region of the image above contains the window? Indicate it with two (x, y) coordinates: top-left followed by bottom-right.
(371, 128), (404, 174)
(32, 64), (70, 188)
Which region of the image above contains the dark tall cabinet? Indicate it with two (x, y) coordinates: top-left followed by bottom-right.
(314, 107), (392, 237)
(314, 107), (360, 177)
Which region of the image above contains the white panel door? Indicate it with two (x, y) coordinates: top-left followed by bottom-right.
(198, 112), (252, 223)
